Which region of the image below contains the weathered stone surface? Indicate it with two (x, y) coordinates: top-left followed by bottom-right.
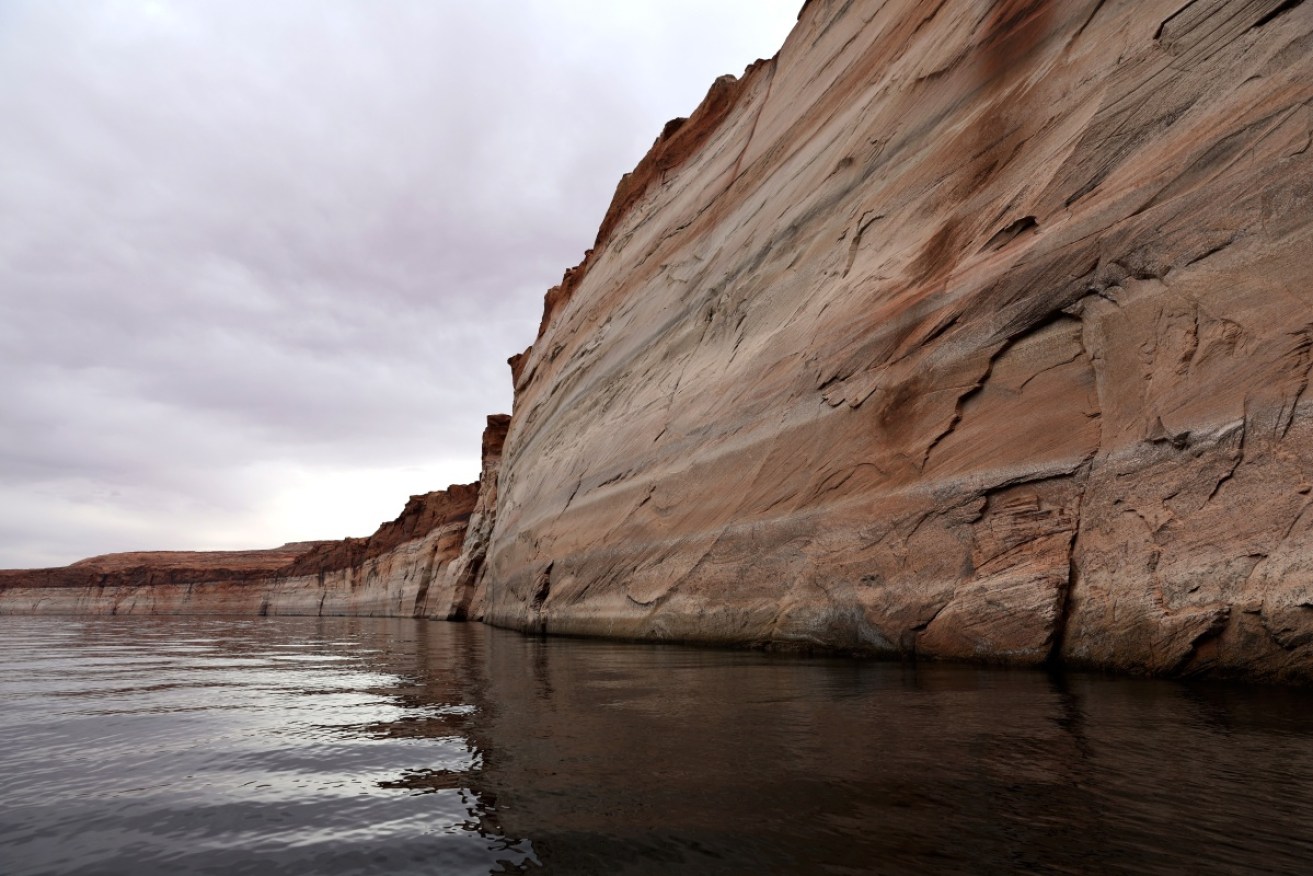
(4, 0), (1312, 685)
(478, 0), (1313, 681)
(0, 485), (478, 618)
(425, 414), (512, 621)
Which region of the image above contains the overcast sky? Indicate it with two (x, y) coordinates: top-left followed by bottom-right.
(0, 0), (802, 568)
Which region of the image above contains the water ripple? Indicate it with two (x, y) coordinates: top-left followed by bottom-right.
(7, 616), (1313, 875)
(0, 617), (533, 876)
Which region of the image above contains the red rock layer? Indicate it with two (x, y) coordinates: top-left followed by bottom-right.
(0, 484), (480, 617)
(284, 483), (478, 576)
(0, 544), (327, 590)
(478, 0), (1313, 682)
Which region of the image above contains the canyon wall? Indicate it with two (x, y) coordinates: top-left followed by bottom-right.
(477, 0), (1313, 682)
(0, 454), (496, 618)
(6, 0), (1313, 684)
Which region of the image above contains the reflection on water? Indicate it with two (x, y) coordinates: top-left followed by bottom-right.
(0, 618), (528, 875)
(3, 618), (1313, 875)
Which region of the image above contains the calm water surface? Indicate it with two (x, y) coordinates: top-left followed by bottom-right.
(3, 617), (1313, 875)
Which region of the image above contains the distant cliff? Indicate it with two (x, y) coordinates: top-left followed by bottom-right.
(0, 417), (508, 619)
(5, 0), (1313, 684)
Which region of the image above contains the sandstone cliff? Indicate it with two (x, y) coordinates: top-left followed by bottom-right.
(477, 0), (1313, 683)
(426, 414), (511, 621)
(5, 0), (1313, 684)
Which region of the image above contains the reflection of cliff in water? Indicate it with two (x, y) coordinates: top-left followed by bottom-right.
(271, 618), (1313, 875)
(26, 616), (1313, 875)
(314, 619), (538, 871)
(458, 630), (1313, 876)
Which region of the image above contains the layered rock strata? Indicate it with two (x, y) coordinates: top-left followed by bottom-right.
(477, 0), (1313, 682)
(0, 483), (478, 617)
(5, 0), (1313, 684)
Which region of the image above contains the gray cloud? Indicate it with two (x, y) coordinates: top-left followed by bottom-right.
(0, 0), (801, 567)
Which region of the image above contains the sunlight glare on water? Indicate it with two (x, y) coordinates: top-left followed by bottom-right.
(0, 617), (532, 875)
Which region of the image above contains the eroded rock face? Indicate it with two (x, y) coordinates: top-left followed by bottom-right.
(426, 414), (512, 621)
(481, 0), (1313, 681)
(0, 485), (479, 618)
(3, 0), (1310, 684)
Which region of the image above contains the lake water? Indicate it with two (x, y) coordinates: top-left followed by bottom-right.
(3, 617), (1313, 875)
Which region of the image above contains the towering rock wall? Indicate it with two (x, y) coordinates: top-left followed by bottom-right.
(5, 0), (1313, 684)
(479, 0), (1313, 681)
